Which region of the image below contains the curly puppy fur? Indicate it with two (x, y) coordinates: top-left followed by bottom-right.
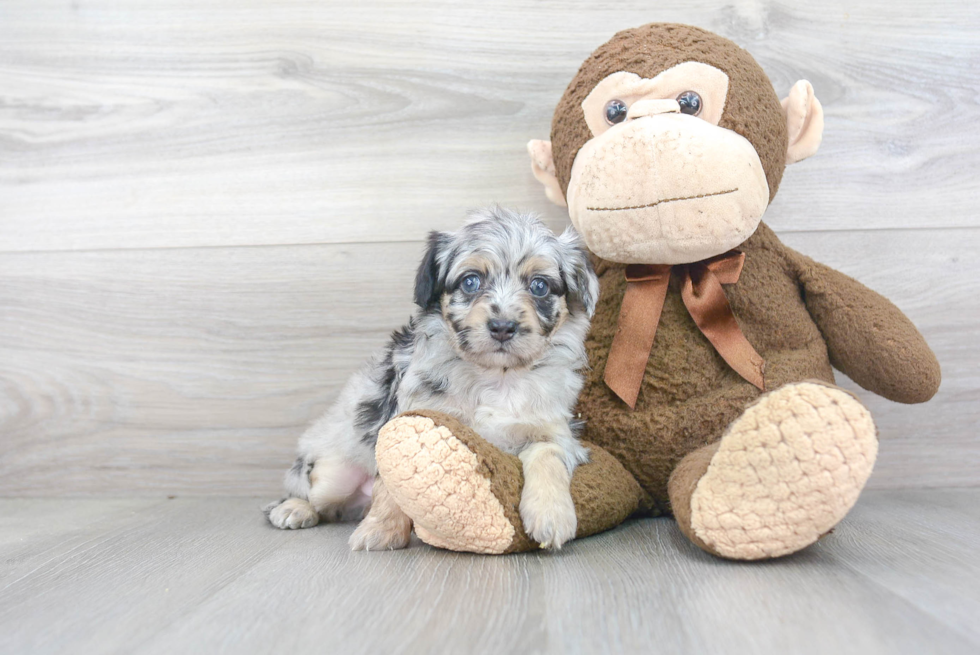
(265, 207), (599, 550)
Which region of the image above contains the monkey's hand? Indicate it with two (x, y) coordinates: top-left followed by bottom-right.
(794, 253), (940, 404)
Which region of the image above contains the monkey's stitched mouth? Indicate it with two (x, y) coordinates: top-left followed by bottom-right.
(586, 188), (738, 212)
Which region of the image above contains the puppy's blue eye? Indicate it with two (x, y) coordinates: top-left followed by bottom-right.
(529, 278), (550, 298)
(460, 274), (481, 294)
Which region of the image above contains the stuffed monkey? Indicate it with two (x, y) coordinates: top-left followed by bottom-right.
(375, 23), (940, 559)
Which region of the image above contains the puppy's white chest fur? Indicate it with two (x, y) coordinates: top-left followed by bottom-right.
(463, 368), (565, 453)
(399, 353), (578, 456)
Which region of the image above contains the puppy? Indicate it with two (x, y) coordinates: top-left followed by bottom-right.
(265, 207), (599, 550)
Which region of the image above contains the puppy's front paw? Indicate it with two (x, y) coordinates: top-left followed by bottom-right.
(349, 515), (412, 551)
(266, 498), (320, 530)
(520, 489), (577, 550)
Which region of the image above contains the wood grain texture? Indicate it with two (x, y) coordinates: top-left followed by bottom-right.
(1, 1), (978, 496)
(0, 242), (424, 496)
(1, 1), (979, 252)
(0, 490), (978, 654)
(0, 229), (976, 496)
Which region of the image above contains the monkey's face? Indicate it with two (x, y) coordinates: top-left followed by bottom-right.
(566, 63), (769, 265)
(528, 24), (824, 267)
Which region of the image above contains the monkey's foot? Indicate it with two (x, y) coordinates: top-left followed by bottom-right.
(376, 411), (530, 554)
(375, 411), (642, 554)
(669, 381), (878, 560)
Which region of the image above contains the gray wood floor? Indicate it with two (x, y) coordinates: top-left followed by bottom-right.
(1, 489), (978, 655)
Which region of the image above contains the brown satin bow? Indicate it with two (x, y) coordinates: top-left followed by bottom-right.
(604, 250), (766, 409)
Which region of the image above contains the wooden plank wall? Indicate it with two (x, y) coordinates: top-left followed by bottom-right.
(1, 1), (978, 496)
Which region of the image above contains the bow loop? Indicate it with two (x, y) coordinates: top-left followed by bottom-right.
(701, 251), (746, 285)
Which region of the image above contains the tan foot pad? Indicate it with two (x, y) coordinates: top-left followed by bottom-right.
(690, 382), (878, 560)
(375, 413), (522, 554)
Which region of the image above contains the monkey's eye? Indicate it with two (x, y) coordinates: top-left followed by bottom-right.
(604, 99), (628, 125)
(460, 274), (482, 294)
(676, 91), (703, 116)
(529, 278), (550, 298)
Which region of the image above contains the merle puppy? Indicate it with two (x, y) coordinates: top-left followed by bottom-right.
(265, 207), (599, 550)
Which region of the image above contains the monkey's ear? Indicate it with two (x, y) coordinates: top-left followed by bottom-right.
(527, 140), (568, 207)
(414, 231), (451, 309)
(781, 80), (825, 165)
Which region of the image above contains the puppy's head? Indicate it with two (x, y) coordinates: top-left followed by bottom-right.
(415, 207), (598, 369)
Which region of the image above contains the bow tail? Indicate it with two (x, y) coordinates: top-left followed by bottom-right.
(681, 266), (766, 390)
(604, 274), (670, 409)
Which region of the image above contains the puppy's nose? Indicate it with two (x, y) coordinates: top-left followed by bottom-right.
(488, 319), (519, 343)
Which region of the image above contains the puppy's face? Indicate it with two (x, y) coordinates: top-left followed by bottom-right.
(414, 209), (598, 370)
(441, 253), (568, 369)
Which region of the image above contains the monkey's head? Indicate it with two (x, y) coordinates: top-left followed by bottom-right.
(528, 23), (823, 265)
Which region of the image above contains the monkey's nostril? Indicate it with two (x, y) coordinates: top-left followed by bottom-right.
(488, 319), (519, 343)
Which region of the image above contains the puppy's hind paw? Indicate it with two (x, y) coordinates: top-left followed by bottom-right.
(266, 498), (320, 530)
(349, 515), (412, 552)
(520, 493), (577, 550)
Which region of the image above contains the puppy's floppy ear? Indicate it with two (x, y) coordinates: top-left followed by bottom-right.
(414, 230), (452, 309)
(557, 226), (599, 317)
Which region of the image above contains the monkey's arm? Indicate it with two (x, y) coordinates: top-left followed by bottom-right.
(789, 250), (941, 404)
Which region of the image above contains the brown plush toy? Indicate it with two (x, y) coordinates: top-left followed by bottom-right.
(375, 23), (941, 559)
